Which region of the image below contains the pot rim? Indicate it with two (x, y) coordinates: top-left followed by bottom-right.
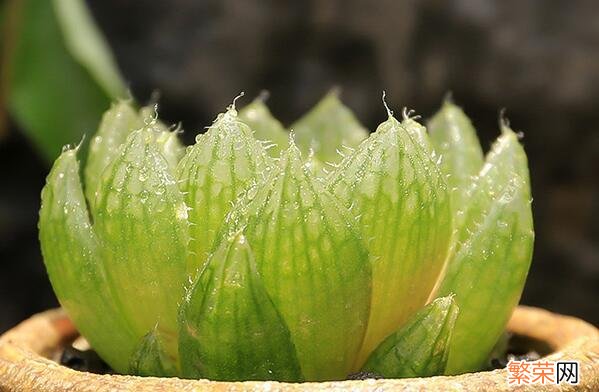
(0, 306), (597, 391)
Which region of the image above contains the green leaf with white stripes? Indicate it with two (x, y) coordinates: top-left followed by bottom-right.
(328, 113), (452, 367)
(291, 90), (368, 168)
(84, 100), (142, 208)
(428, 100), (484, 224)
(222, 141), (371, 380)
(85, 102), (184, 210)
(362, 296), (459, 378)
(176, 108), (273, 275)
(179, 232), (303, 381)
(39, 148), (136, 372)
(93, 125), (189, 365)
(129, 325), (178, 377)
(239, 97), (289, 157)
(435, 123), (534, 374)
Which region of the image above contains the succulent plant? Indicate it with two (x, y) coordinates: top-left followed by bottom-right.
(39, 92), (533, 381)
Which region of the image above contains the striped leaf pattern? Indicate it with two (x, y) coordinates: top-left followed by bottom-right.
(291, 90), (369, 169)
(39, 148), (136, 372)
(238, 97), (289, 157)
(362, 296), (459, 378)
(93, 126), (189, 366)
(221, 141), (371, 380)
(428, 100), (484, 225)
(176, 108), (273, 275)
(129, 325), (178, 377)
(328, 114), (452, 366)
(39, 95), (534, 382)
(435, 124), (534, 374)
(179, 232), (303, 381)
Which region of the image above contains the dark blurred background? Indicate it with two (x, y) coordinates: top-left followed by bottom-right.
(1, 0), (598, 332)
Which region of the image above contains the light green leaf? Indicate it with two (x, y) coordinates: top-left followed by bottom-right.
(39, 148), (136, 372)
(176, 108), (272, 275)
(238, 96), (289, 157)
(179, 232), (303, 381)
(328, 114), (452, 367)
(52, 0), (126, 98)
(85, 103), (184, 212)
(362, 296), (459, 378)
(154, 127), (185, 170)
(435, 124), (534, 374)
(129, 325), (178, 377)
(136, 105), (185, 171)
(290, 90), (368, 167)
(428, 100), (484, 223)
(84, 100), (142, 208)
(222, 141), (371, 381)
(94, 126), (189, 364)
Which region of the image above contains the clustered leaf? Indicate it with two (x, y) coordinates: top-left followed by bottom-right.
(221, 140), (371, 380)
(39, 92), (534, 382)
(434, 118), (534, 374)
(328, 112), (452, 365)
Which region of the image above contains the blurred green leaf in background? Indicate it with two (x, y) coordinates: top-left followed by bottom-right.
(1, 0), (126, 162)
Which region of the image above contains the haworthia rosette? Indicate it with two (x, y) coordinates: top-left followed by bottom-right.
(129, 325), (178, 377)
(93, 126), (190, 366)
(290, 90), (368, 168)
(435, 124), (534, 374)
(176, 108), (273, 275)
(328, 113), (452, 367)
(179, 232), (303, 381)
(222, 141), (371, 380)
(39, 148), (136, 372)
(39, 96), (536, 381)
(238, 97), (289, 157)
(362, 296), (459, 378)
(428, 100), (484, 224)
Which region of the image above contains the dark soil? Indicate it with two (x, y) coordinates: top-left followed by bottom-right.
(60, 346), (112, 375)
(59, 332), (552, 379)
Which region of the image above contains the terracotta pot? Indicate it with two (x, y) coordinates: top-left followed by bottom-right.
(0, 306), (597, 391)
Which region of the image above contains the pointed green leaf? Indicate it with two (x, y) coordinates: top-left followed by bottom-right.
(239, 97), (289, 157)
(129, 325), (178, 377)
(401, 115), (436, 153)
(155, 128), (185, 170)
(328, 114), (452, 366)
(428, 100), (484, 223)
(39, 148), (136, 372)
(137, 106), (185, 171)
(85, 104), (185, 211)
(362, 296), (459, 378)
(176, 108), (272, 275)
(435, 125), (534, 374)
(222, 142), (371, 381)
(94, 126), (190, 363)
(85, 100), (142, 208)
(179, 232), (303, 381)
(290, 90), (368, 166)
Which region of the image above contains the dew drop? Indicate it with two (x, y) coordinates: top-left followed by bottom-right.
(176, 202), (189, 220)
